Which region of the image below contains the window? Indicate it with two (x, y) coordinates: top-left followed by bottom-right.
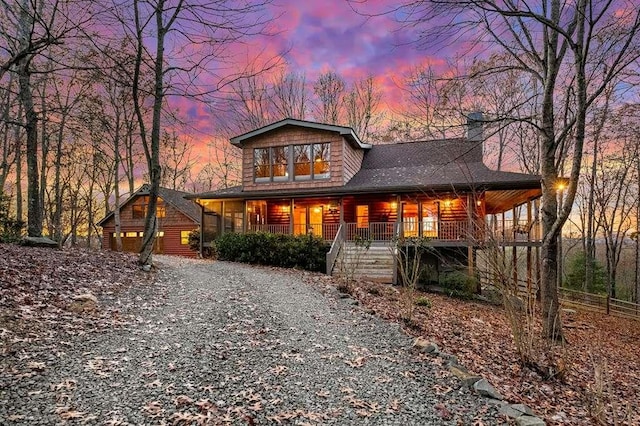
(254, 143), (330, 182)
(272, 146), (289, 181)
(254, 148), (270, 181)
(132, 205), (145, 219)
(294, 144), (311, 180)
(356, 205), (369, 229)
(132, 197), (165, 218)
(156, 205), (166, 218)
(313, 143), (330, 179)
(422, 202), (438, 237)
(180, 231), (190, 245)
(125, 232), (137, 237)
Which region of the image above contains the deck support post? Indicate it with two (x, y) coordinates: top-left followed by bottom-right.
(466, 195), (476, 288)
(512, 205), (518, 290)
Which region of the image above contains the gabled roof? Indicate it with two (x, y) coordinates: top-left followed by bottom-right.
(97, 184), (200, 226)
(229, 118), (372, 150)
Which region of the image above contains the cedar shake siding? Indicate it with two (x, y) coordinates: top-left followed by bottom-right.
(241, 127), (347, 191)
(342, 139), (364, 184)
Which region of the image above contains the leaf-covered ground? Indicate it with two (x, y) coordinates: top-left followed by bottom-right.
(1, 247), (504, 424)
(0, 243), (150, 342)
(314, 278), (640, 425)
(1, 243), (637, 425)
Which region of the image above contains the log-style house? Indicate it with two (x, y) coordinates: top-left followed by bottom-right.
(189, 117), (543, 283)
(98, 185), (200, 257)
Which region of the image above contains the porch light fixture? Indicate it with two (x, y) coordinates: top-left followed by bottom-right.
(444, 199), (452, 208)
(281, 205), (290, 213)
(390, 201), (398, 209)
(557, 182), (566, 191)
(476, 200), (482, 206)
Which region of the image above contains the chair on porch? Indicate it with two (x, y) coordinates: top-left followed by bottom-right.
(512, 221), (536, 241)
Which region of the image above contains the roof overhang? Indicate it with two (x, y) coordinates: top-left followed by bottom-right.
(191, 180), (542, 202)
(229, 118), (372, 150)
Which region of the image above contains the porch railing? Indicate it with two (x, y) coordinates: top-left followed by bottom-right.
(246, 219), (541, 244)
(325, 223), (345, 275)
(247, 224), (290, 235)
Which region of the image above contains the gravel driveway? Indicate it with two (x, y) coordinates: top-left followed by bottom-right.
(2, 257), (504, 425)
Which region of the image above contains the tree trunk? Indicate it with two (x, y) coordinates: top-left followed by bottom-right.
(114, 114), (122, 252)
(135, 0), (168, 266)
(17, 60), (42, 237)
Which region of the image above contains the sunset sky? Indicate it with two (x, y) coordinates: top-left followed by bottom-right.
(178, 0), (464, 142)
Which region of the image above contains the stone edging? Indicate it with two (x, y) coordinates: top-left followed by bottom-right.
(412, 337), (546, 426)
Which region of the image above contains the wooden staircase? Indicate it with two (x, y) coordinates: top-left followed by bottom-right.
(333, 242), (395, 283)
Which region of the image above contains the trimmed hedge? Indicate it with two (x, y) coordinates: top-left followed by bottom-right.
(216, 232), (330, 272)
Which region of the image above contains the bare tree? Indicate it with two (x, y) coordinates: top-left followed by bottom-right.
(271, 70), (308, 120)
(159, 130), (196, 191)
(377, 0), (640, 340)
(225, 74), (271, 134)
(313, 71), (345, 124)
(1, 0), (91, 238)
(193, 137), (241, 191)
(400, 62), (466, 139)
(100, 0), (276, 266)
(344, 75), (382, 139)
(594, 145), (637, 300)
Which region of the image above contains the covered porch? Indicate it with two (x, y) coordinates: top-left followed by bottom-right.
(198, 189), (542, 247)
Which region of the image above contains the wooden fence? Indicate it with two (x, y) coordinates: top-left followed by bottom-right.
(558, 287), (639, 320)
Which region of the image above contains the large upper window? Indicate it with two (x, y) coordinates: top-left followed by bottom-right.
(254, 143), (330, 183)
(132, 196), (165, 219)
(254, 148), (270, 182)
(293, 145), (311, 180)
(272, 146), (289, 181)
(313, 143), (330, 179)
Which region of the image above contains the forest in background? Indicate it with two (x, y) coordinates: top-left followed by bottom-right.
(1, 0), (640, 304)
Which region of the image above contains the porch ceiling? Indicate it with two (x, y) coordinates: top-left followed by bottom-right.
(485, 188), (541, 214)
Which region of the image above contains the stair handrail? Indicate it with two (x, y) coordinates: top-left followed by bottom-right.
(326, 223), (345, 275)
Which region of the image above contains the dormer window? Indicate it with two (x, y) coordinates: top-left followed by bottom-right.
(293, 145), (311, 180)
(253, 143), (330, 183)
(313, 143), (330, 179)
(272, 146), (289, 181)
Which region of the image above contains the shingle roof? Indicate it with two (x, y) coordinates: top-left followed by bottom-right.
(156, 186), (200, 221)
(344, 140), (539, 191)
(188, 138), (541, 200)
(97, 185), (200, 226)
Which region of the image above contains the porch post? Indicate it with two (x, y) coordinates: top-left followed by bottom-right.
(199, 203), (204, 257)
(243, 200), (248, 233)
(396, 194), (401, 237)
(512, 205), (517, 290)
(289, 199), (294, 235)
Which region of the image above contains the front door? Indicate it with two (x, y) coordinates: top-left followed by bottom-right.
(293, 205), (307, 235)
(401, 202), (419, 237)
(293, 205), (323, 237)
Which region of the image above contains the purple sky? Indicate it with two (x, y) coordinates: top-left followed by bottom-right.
(177, 1), (456, 139)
